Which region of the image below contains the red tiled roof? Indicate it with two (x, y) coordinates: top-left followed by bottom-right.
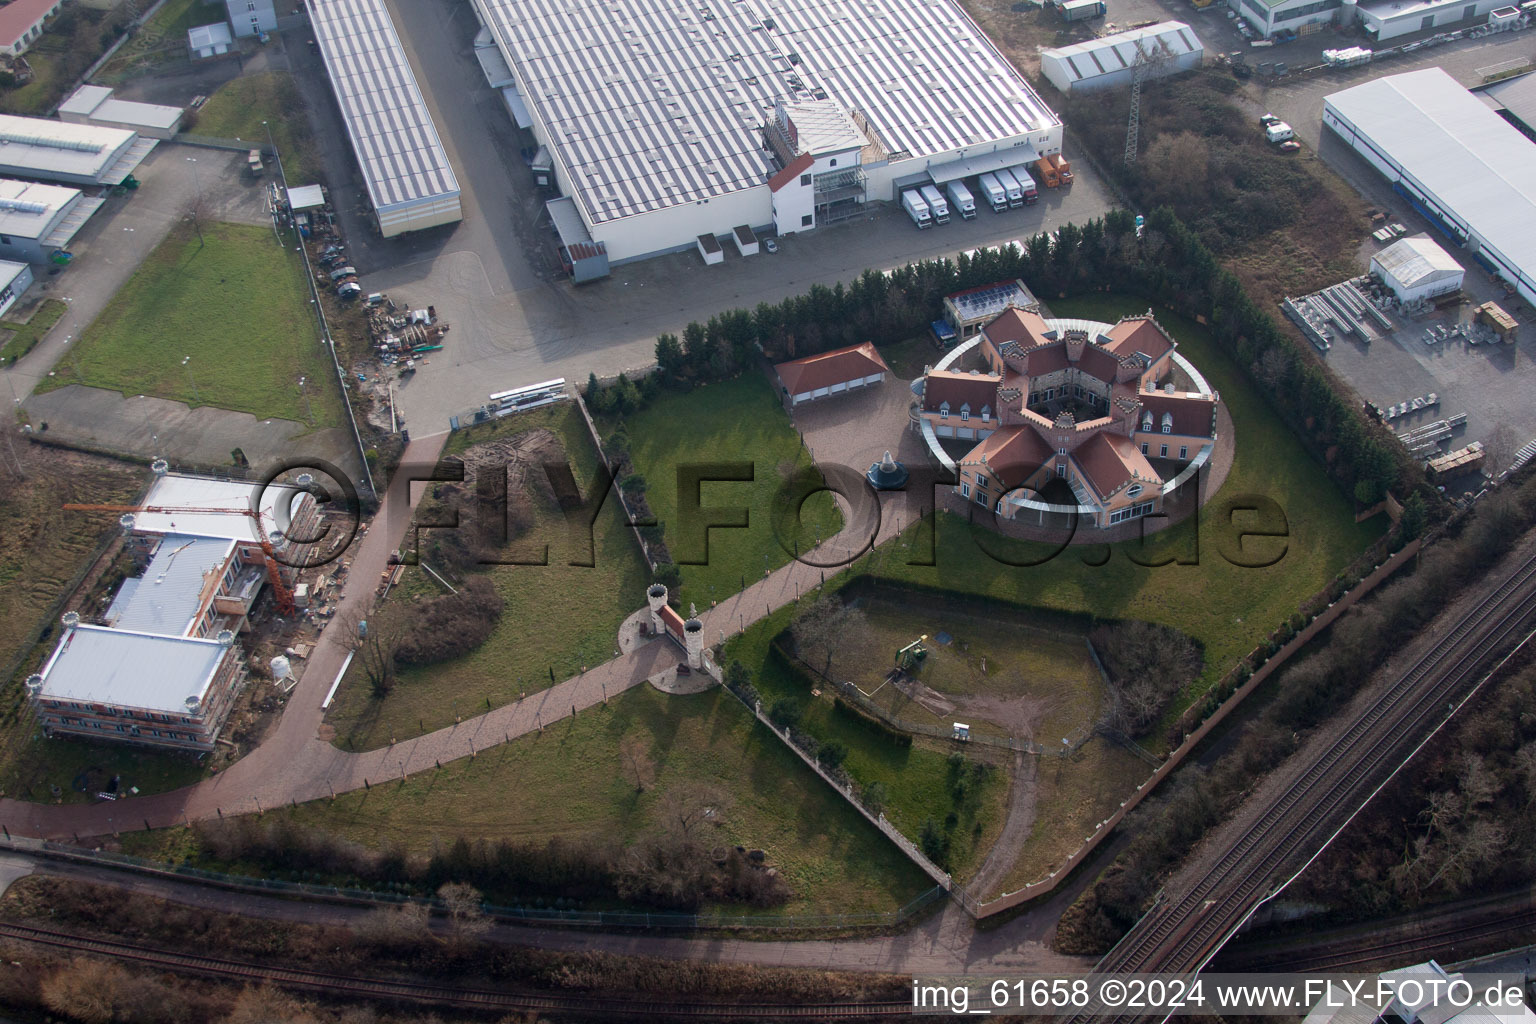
(775, 341), (889, 396)
(1075, 433), (1159, 501)
(1137, 391), (1217, 439)
(922, 369), (1000, 413)
(0, 0), (55, 47)
(659, 604), (686, 639)
(1076, 345), (1122, 384)
(1023, 345), (1069, 377)
(981, 306), (1052, 349)
(963, 426), (1053, 489)
(768, 153), (814, 192)
(1104, 318), (1174, 363)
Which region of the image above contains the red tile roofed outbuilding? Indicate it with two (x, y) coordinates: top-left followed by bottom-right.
(774, 342), (890, 400)
(1074, 433), (1158, 501)
(658, 603), (686, 642)
(0, 0), (58, 50)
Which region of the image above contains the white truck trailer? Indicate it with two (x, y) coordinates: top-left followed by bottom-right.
(920, 184), (951, 224)
(994, 167), (1025, 208)
(945, 180), (977, 219)
(976, 173), (1008, 212)
(1010, 165), (1040, 205)
(901, 189), (932, 228)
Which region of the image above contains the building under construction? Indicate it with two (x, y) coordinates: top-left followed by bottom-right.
(26, 473), (318, 753)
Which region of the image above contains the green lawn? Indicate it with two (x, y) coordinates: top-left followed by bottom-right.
(0, 299), (66, 366)
(192, 72), (323, 186)
(33, 222), (344, 429)
(825, 594), (1104, 745)
(877, 337), (941, 382)
(0, 6), (128, 116)
(726, 601), (1008, 884)
(166, 686), (933, 917)
(871, 296), (1381, 719)
(613, 375), (842, 610)
(325, 404), (652, 750)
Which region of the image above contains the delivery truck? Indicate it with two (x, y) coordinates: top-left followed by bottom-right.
(946, 180), (977, 219)
(994, 167), (1025, 207)
(901, 189), (932, 228)
(1009, 165), (1039, 204)
(977, 173), (1008, 212)
(920, 184), (951, 224)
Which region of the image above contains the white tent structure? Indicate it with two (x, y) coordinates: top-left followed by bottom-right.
(1371, 234), (1464, 303)
(1040, 21), (1203, 95)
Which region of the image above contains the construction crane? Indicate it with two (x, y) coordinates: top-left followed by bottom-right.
(62, 502), (298, 616)
(1124, 34), (1177, 165)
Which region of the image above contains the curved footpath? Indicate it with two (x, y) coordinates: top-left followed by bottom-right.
(0, 390), (1099, 974)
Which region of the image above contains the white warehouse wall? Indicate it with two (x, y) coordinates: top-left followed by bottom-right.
(594, 186), (774, 264)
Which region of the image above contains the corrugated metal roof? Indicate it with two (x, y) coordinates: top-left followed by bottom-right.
(1044, 21), (1201, 83)
(478, 0), (1058, 225)
(188, 22), (233, 49)
(1326, 69), (1536, 299)
(1478, 71), (1536, 133)
(309, 0), (460, 213)
(105, 536), (234, 636)
(38, 624), (228, 713)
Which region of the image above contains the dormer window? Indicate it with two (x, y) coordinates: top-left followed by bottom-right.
(960, 404), (970, 422)
(1161, 412), (1173, 434)
(1141, 411), (1153, 431)
(1128, 484), (1142, 498)
(939, 401), (950, 419)
(981, 405), (991, 421)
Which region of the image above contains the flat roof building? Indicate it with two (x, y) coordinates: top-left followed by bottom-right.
(188, 22), (234, 59)
(0, 113), (156, 187)
(1041, 21), (1203, 95)
(1324, 68), (1536, 307)
(58, 85), (184, 141)
(1353, 0), (1512, 40)
(1478, 72), (1536, 141)
(0, 259), (32, 318)
(310, 0), (462, 237)
(472, 0), (1063, 269)
(26, 473), (320, 753)
(0, 177), (103, 263)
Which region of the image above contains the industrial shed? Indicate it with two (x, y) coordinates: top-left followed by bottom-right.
(310, 0), (462, 238)
(1324, 68), (1536, 308)
(58, 85), (183, 140)
(0, 178), (103, 263)
(1371, 234), (1464, 303)
(0, 114), (155, 187)
(470, 0), (1063, 270)
(1041, 21), (1203, 95)
(0, 260), (32, 318)
(1354, 0), (1513, 40)
(774, 342), (890, 406)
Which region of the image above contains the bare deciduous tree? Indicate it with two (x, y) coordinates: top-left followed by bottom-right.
(657, 781), (731, 842)
(222, 984), (322, 1024)
(436, 882), (491, 943)
(350, 901), (431, 949)
(337, 603), (410, 698)
(790, 594), (862, 678)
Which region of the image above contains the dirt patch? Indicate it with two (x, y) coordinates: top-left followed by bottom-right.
(951, 692), (1066, 742)
(451, 427), (569, 504)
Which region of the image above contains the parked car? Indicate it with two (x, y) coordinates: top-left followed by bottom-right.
(764, 237), (779, 254)
(337, 280), (363, 300)
(1277, 139), (1301, 153)
(328, 265), (358, 282)
(1259, 112), (1280, 126)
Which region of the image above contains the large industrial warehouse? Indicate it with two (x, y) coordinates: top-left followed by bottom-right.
(1324, 68), (1536, 308)
(310, 0), (462, 238)
(471, 0), (1063, 270)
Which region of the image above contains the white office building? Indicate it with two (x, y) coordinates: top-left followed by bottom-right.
(223, 0), (277, 37)
(1324, 68), (1536, 307)
(471, 0), (1062, 271)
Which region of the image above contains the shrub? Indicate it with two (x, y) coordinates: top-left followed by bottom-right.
(394, 575), (504, 665)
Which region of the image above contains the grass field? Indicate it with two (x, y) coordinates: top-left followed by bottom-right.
(0, 299), (66, 366)
(871, 296), (1381, 721)
(325, 404), (651, 750)
(157, 686), (933, 917)
(192, 72), (323, 187)
(0, 7), (129, 116)
(824, 594), (1103, 745)
(33, 222), (344, 429)
(995, 737), (1147, 896)
(95, 0), (226, 84)
(726, 601), (1008, 883)
(613, 375), (842, 610)
(877, 337), (939, 382)
(0, 446), (215, 803)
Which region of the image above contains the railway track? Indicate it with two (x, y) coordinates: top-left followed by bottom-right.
(0, 921), (913, 1020)
(1065, 548), (1536, 1023)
